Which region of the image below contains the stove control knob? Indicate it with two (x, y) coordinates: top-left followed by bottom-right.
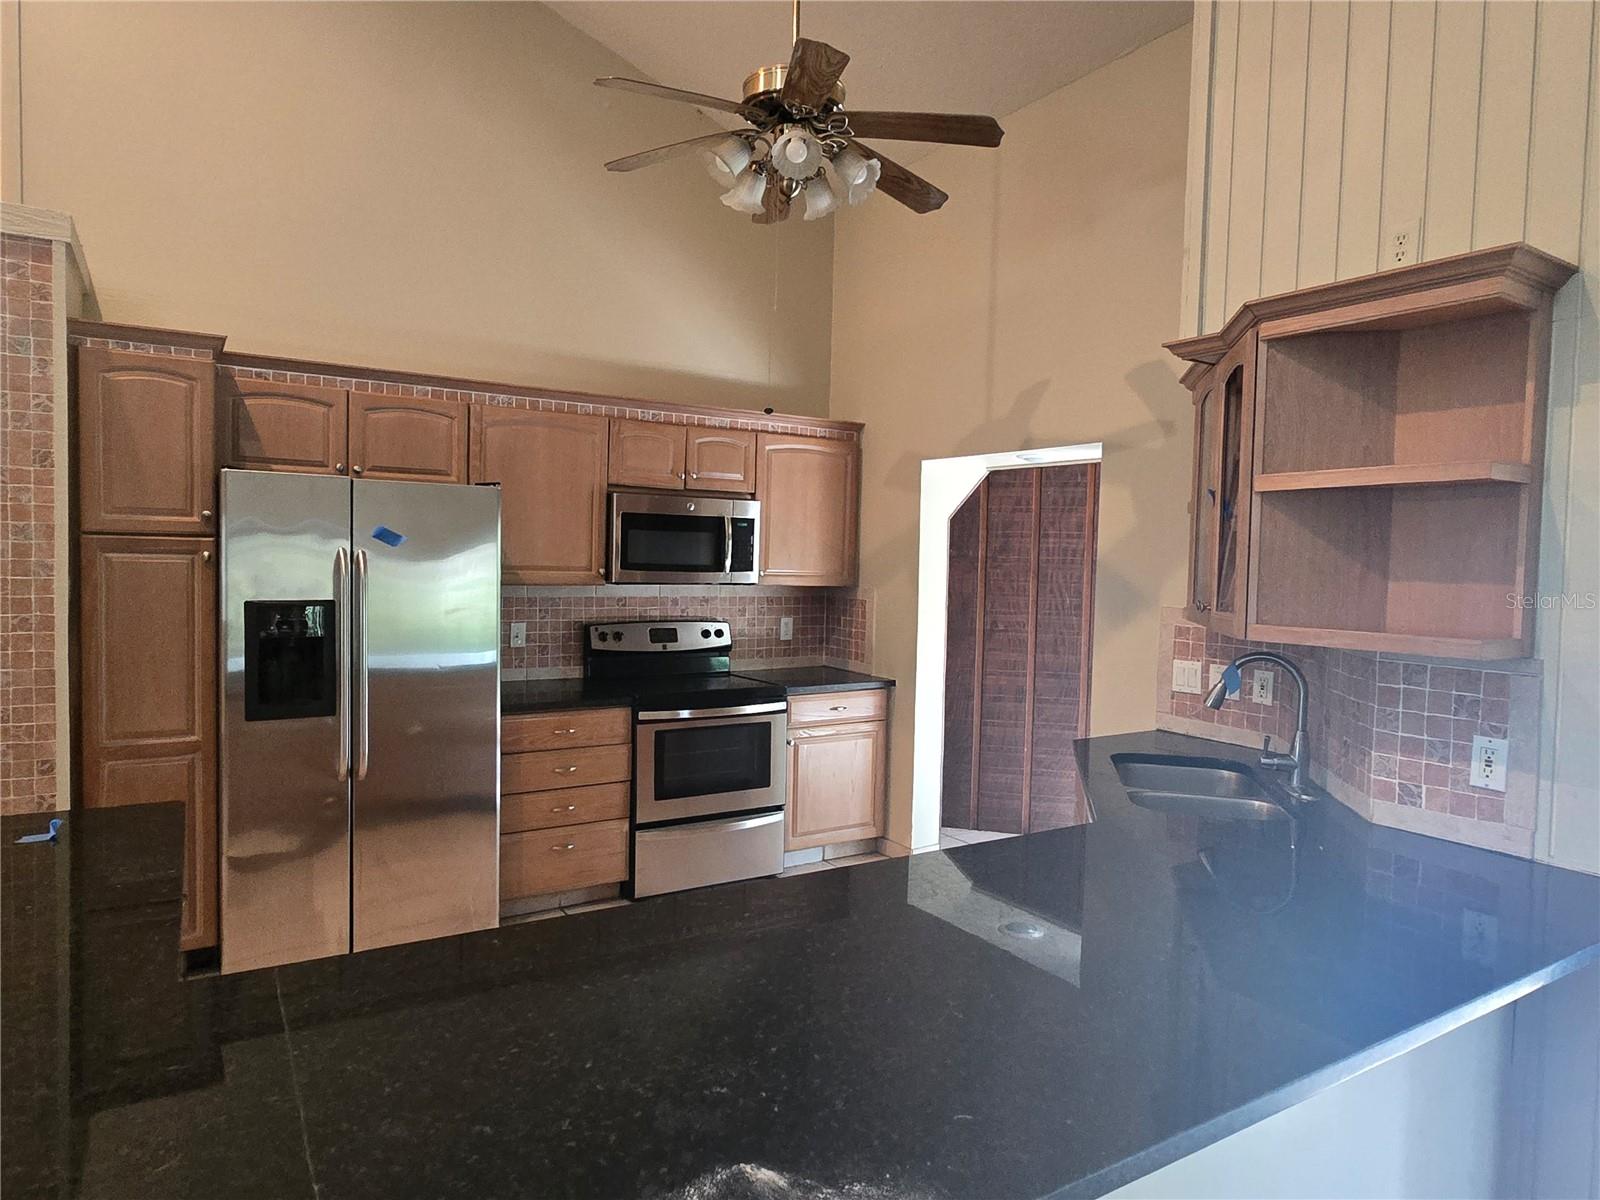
(596, 631), (608, 643)
(612, 628), (624, 641)
(701, 627), (712, 638)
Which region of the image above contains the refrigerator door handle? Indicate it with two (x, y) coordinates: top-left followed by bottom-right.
(334, 546), (351, 782)
(354, 546), (371, 781)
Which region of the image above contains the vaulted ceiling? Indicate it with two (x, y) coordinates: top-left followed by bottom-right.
(548, 1), (1192, 162)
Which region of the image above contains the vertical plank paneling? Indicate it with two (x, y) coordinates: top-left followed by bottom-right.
(1525, 0), (1594, 260)
(1297, 0), (1352, 288)
(1260, 0), (1311, 296)
(1423, 0), (1486, 258)
(1336, 0), (1394, 278)
(1179, 0), (1219, 339)
(1202, 0), (1242, 331)
(1472, 0), (1539, 247)
(1224, 0), (1276, 314)
(1379, 0), (1437, 258)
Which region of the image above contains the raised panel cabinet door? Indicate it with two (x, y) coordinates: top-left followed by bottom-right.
(79, 535), (218, 949)
(608, 418), (686, 489)
(222, 376), (348, 473)
(77, 347), (217, 535)
(348, 393), (468, 483)
(686, 428), (757, 493)
(786, 721), (885, 851)
(471, 407), (608, 584)
(756, 433), (860, 586)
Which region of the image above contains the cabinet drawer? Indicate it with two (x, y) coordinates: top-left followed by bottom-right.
(502, 707), (630, 753)
(788, 689), (888, 727)
(503, 782), (630, 834)
(501, 744), (630, 794)
(500, 819), (629, 900)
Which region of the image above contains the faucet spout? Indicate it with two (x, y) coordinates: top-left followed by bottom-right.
(1205, 651), (1314, 798)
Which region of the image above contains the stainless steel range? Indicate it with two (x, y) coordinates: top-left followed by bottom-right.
(583, 620), (787, 897)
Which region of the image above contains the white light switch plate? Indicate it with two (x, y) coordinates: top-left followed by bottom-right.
(1470, 736), (1508, 792)
(510, 621), (526, 648)
(1209, 663), (1226, 691)
(1172, 659), (1202, 695)
(779, 616), (794, 641)
(1251, 669), (1274, 706)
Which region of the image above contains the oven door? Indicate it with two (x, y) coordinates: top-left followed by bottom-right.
(635, 703), (788, 824)
(610, 492), (734, 584)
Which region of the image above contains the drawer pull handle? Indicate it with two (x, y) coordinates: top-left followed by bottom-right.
(829, 705), (849, 712)
(554, 765), (580, 774)
(553, 728), (578, 735)
(553, 804), (578, 813)
(552, 842), (576, 852)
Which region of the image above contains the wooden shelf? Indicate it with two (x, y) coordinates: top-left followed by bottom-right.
(1253, 461), (1533, 492)
(1246, 624), (1530, 662)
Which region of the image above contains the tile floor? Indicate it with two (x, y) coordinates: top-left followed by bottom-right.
(939, 827), (1021, 849)
(776, 850), (889, 878)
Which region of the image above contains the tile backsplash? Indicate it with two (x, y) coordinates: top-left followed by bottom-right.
(502, 586), (874, 678)
(1157, 607), (1540, 857)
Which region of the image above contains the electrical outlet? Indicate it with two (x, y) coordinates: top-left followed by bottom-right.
(1171, 659), (1202, 695)
(1470, 735), (1508, 792)
(779, 616), (794, 642)
(1461, 909), (1499, 966)
(1251, 668), (1275, 706)
(1386, 218), (1421, 267)
(509, 621), (526, 648)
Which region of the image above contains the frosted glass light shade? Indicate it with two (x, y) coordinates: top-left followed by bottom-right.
(828, 152), (880, 206)
(704, 135), (752, 186)
(772, 127), (823, 181)
(831, 145), (872, 186)
(801, 174), (840, 221)
(720, 166), (768, 214)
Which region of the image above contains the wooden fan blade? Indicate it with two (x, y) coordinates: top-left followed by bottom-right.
(844, 111), (1004, 148)
(605, 133), (739, 173)
(850, 141), (948, 213)
(781, 38), (850, 112)
(753, 183), (792, 225)
(594, 76), (756, 119)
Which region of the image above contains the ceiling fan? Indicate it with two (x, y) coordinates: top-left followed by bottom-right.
(593, 0), (1005, 223)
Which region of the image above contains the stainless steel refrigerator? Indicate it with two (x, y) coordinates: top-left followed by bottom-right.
(218, 469), (500, 974)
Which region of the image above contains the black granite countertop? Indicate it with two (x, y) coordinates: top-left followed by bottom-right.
(733, 666), (895, 694)
(502, 667), (893, 714)
(4, 730), (1597, 1200)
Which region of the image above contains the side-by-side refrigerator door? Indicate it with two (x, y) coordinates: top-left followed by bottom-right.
(350, 480), (500, 952)
(220, 470), (353, 975)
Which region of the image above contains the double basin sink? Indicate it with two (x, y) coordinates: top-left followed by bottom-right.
(1111, 754), (1293, 824)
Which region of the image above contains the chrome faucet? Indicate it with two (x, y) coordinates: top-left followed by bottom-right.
(1205, 651), (1314, 799)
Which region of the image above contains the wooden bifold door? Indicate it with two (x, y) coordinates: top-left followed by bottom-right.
(941, 464), (1099, 835)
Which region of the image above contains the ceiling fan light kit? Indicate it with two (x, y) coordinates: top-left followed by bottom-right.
(594, 0), (1003, 223)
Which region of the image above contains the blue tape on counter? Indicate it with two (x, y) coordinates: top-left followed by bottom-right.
(1221, 664), (1242, 696)
(15, 818), (61, 844)
(371, 526), (406, 547)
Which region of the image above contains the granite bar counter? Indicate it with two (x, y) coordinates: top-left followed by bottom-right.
(4, 730), (1597, 1200)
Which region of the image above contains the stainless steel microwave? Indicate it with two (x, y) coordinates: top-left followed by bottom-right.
(608, 491), (759, 584)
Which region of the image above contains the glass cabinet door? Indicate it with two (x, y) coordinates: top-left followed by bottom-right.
(1188, 370), (1217, 620)
(1208, 331), (1256, 637)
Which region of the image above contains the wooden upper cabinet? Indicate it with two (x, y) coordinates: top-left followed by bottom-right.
(756, 433), (860, 586)
(77, 347), (217, 536)
(1185, 365), (1218, 625)
(609, 419), (686, 490)
(349, 393), (467, 483)
(686, 429), (757, 494)
(223, 377), (348, 474)
(472, 407), (608, 584)
(79, 535), (218, 949)
(1206, 330), (1255, 639)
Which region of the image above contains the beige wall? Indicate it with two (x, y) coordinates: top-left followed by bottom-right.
(1181, 0), (1599, 873)
(830, 26), (1194, 847)
(2, 1), (831, 415)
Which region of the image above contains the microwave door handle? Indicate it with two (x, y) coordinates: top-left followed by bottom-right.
(724, 514), (734, 576)
(334, 547), (351, 782)
(353, 547), (371, 781)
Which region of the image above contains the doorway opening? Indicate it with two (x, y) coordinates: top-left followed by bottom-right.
(909, 443), (1102, 850)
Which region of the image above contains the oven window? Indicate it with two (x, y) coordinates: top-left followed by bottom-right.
(621, 514), (726, 572)
(652, 722), (772, 801)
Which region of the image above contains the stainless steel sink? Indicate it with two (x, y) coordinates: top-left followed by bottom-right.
(1111, 754), (1290, 822)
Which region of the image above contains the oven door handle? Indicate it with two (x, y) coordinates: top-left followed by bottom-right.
(637, 700), (788, 722)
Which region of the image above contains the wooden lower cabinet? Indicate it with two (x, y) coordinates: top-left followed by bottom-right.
(785, 692), (887, 851)
(500, 708), (632, 907)
(79, 535), (218, 950)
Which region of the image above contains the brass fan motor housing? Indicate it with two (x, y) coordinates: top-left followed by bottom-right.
(742, 63), (846, 108)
